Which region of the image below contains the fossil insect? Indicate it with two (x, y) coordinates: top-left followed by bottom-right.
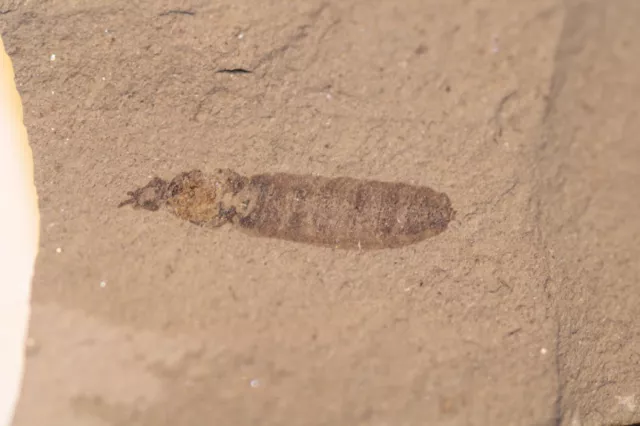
(118, 169), (455, 250)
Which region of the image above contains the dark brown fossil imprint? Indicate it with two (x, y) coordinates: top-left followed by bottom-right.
(118, 169), (455, 249)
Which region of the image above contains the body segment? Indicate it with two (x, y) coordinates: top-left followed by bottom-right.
(234, 173), (453, 249)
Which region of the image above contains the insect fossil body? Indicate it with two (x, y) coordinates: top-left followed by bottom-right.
(119, 169), (455, 250)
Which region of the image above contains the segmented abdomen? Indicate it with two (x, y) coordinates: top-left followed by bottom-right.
(237, 173), (454, 249)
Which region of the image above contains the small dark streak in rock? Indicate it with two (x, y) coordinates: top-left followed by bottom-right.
(415, 44), (428, 55)
(487, 278), (512, 294)
(228, 286), (238, 301)
(506, 328), (522, 337)
(490, 90), (518, 143)
(159, 9), (195, 16)
(216, 68), (252, 74)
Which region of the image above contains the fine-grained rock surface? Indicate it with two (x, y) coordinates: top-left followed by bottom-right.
(1, 0), (637, 424)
